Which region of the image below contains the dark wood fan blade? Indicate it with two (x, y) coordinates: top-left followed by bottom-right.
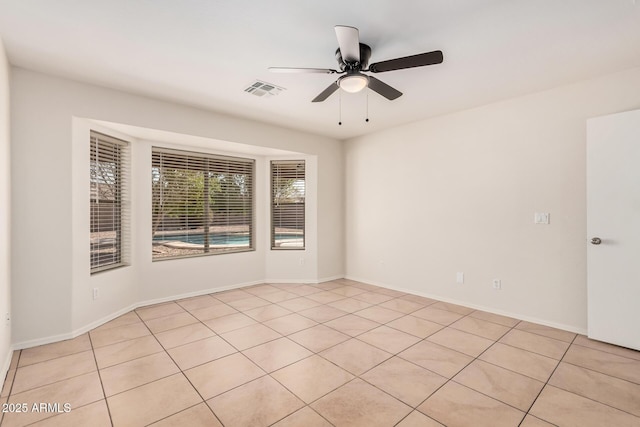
(312, 82), (339, 102)
(367, 76), (402, 100)
(369, 50), (443, 73)
(335, 25), (360, 64)
(269, 67), (338, 74)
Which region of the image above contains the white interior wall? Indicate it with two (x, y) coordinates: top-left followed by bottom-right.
(345, 66), (640, 333)
(11, 68), (343, 346)
(0, 37), (12, 379)
(70, 122), (139, 335)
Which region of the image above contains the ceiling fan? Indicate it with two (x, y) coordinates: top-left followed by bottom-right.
(269, 25), (443, 102)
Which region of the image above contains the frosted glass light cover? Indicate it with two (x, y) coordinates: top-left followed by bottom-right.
(339, 74), (368, 93)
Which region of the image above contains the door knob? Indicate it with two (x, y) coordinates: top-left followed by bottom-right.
(590, 237), (602, 245)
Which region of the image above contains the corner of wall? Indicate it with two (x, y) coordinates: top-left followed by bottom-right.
(0, 35), (13, 384)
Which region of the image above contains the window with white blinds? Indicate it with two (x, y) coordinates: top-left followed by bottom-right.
(152, 148), (255, 260)
(90, 131), (129, 273)
(271, 160), (305, 249)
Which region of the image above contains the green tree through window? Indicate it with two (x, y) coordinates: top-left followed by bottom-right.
(152, 148), (254, 260)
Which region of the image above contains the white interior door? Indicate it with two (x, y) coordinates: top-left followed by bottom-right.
(587, 109), (640, 351)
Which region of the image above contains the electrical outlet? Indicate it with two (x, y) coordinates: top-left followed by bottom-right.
(534, 212), (550, 224)
(456, 272), (464, 284)
(93, 288), (99, 300)
(492, 279), (502, 290)
(299, 258), (305, 266)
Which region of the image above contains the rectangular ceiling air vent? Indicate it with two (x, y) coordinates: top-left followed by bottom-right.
(244, 80), (285, 98)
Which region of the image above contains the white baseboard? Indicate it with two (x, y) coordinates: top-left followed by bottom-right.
(344, 275), (588, 335)
(13, 272), (588, 352)
(316, 275), (344, 283)
(263, 278), (317, 285)
(1, 274), (326, 380)
(11, 280), (265, 350)
(263, 275), (345, 285)
(131, 280), (264, 312)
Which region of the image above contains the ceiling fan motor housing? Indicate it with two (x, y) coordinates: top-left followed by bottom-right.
(335, 43), (371, 71)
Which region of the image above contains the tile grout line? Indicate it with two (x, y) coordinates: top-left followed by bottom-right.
(391, 409), (441, 427)
(97, 285), (640, 425)
(87, 332), (115, 427)
(107, 307), (225, 426)
(135, 308), (227, 426)
(570, 339), (640, 362)
(517, 333), (579, 426)
(521, 339), (640, 421)
(261, 383), (336, 427)
(560, 344), (640, 385)
(8, 346), (93, 370)
(402, 310), (526, 424)
(264, 355), (346, 426)
(286, 291), (525, 422)
(155, 300), (264, 427)
(227, 285), (410, 424)
(4, 359), (101, 398)
(559, 357), (640, 387)
(298, 299), (511, 425)
(571, 340), (640, 360)
(95, 294), (317, 374)
(0, 350), (21, 426)
(445, 310), (577, 383)
(543, 360), (640, 418)
(291, 300), (491, 423)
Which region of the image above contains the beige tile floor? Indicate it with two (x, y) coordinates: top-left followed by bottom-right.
(1, 279), (640, 426)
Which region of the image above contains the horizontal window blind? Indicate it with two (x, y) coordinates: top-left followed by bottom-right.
(152, 147), (254, 260)
(271, 160), (305, 249)
(90, 131), (129, 272)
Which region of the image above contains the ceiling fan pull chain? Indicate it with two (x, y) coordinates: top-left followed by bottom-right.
(338, 90), (342, 125)
(366, 90), (369, 123)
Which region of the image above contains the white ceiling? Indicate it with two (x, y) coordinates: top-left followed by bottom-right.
(1, 0), (639, 139)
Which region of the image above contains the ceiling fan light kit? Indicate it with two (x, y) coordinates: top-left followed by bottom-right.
(338, 73), (369, 93)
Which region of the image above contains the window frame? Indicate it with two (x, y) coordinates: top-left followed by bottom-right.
(270, 159), (306, 250)
(90, 131), (129, 274)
